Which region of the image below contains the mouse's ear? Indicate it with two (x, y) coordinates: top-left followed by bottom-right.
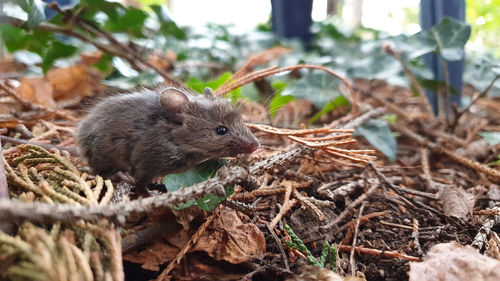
(204, 87), (216, 99)
(160, 88), (188, 123)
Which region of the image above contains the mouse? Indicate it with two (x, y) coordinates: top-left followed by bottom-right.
(76, 85), (260, 196)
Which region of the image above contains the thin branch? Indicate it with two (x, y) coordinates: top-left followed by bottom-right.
(451, 74), (500, 130)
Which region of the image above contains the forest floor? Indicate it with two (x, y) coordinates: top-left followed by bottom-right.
(1, 54), (500, 281)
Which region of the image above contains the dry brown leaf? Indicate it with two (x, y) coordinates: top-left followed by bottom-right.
(148, 50), (177, 71)
(192, 208), (265, 264)
(123, 241), (179, 271)
(440, 186), (476, 219)
(17, 76), (55, 107)
(80, 52), (103, 66)
(47, 65), (94, 99)
(409, 242), (500, 281)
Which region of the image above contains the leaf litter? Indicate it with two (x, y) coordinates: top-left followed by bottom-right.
(0, 39), (500, 281)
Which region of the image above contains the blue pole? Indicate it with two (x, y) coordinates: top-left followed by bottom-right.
(420, 0), (466, 114)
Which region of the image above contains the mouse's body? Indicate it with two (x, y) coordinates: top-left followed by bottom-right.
(76, 86), (260, 195)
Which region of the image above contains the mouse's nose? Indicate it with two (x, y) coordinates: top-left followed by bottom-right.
(242, 137), (260, 154)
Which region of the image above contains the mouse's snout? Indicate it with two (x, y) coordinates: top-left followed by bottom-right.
(241, 136), (260, 154)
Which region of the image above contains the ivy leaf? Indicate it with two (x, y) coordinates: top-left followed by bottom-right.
(196, 186), (234, 211)
(41, 41), (78, 73)
(308, 95), (350, 124)
(430, 17), (471, 61)
(281, 71), (341, 108)
(104, 6), (148, 37)
(395, 17), (471, 62)
(479, 132), (500, 145)
(18, 0), (46, 28)
(0, 24), (31, 52)
(164, 159), (229, 211)
(355, 119), (397, 162)
(186, 72), (242, 101)
(150, 5), (186, 40)
(269, 81), (293, 117)
(163, 159), (227, 192)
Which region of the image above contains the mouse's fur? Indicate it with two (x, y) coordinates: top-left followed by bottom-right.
(77, 86), (260, 195)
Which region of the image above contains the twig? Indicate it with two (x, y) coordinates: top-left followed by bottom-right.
(368, 161), (441, 215)
(451, 74), (500, 131)
(267, 223), (290, 270)
(157, 209), (217, 280)
(336, 245), (422, 262)
(440, 61), (451, 121)
(350, 202), (365, 275)
(323, 179), (380, 230)
(334, 210), (390, 235)
(269, 180), (295, 229)
(383, 44), (434, 117)
(392, 122), (500, 182)
(411, 219), (423, 256)
(215, 64), (360, 116)
(420, 148), (436, 192)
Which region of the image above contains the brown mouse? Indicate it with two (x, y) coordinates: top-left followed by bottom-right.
(76, 86), (260, 196)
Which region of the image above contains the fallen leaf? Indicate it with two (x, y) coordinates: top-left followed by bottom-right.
(17, 76), (55, 107)
(47, 65), (93, 99)
(409, 242), (500, 281)
(440, 186), (476, 219)
(193, 208), (266, 264)
(123, 241), (179, 271)
(80, 52), (103, 66)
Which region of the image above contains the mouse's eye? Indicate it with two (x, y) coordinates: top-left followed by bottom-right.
(216, 126), (229, 135)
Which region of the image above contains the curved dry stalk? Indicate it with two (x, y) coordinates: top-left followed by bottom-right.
(215, 64), (359, 115)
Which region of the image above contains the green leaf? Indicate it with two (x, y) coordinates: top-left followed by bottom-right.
(269, 81), (292, 117)
(104, 6), (148, 37)
(163, 159), (227, 192)
(281, 71), (341, 108)
(186, 72), (231, 93)
(355, 119), (397, 162)
(381, 114), (397, 124)
(19, 0), (46, 28)
(308, 95), (350, 124)
(196, 186), (234, 211)
(0, 24), (31, 52)
(431, 17), (471, 61)
(186, 72), (242, 102)
(151, 5), (186, 40)
(41, 41), (78, 73)
(479, 132), (500, 145)
(395, 17), (471, 62)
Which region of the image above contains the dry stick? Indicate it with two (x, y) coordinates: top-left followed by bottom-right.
(0, 81), (33, 109)
(451, 74), (500, 131)
(383, 44), (434, 117)
(292, 189), (325, 221)
(336, 245), (422, 262)
(269, 180), (294, 229)
(215, 64), (359, 116)
(420, 148), (436, 192)
(267, 223), (290, 270)
(334, 210), (390, 235)
(323, 180), (380, 230)
(350, 202), (365, 276)
(392, 122), (500, 182)
(411, 219), (423, 257)
(368, 161), (441, 215)
(157, 210), (217, 280)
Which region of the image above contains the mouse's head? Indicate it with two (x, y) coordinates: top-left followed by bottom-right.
(159, 87), (260, 158)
